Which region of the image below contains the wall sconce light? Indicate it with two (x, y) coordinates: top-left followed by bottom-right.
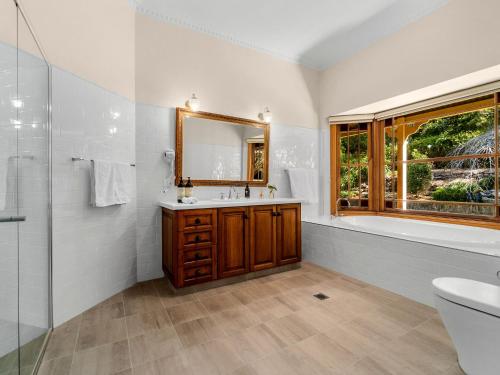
(260, 107), (272, 123)
(186, 93), (200, 112)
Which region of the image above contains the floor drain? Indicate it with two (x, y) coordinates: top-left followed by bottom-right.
(313, 293), (329, 300)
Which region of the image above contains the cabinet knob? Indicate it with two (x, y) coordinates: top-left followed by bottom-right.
(195, 252), (202, 260)
(195, 235), (201, 242)
(194, 218), (201, 224)
(195, 269), (203, 276)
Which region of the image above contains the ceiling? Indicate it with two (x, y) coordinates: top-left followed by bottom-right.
(130, 0), (449, 70)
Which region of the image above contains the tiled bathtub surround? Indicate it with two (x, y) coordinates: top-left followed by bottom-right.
(302, 221), (500, 306)
(51, 67), (137, 326)
(135, 103), (321, 281)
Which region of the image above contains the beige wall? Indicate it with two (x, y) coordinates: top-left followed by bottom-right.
(135, 13), (319, 128)
(19, 0), (135, 100)
(319, 0), (500, 122)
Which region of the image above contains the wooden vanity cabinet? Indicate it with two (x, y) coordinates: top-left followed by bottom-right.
(276, 204), (301, 265)
(162, 203), (301, 288)
(249, 205), (276, 272)
(218, 207), (249, 278)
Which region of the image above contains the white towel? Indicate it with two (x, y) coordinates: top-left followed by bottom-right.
(90, 160), (131, 207)
(286, 168), (319, 204)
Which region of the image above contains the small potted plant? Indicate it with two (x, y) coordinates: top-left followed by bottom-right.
(267, 184), (277, 199)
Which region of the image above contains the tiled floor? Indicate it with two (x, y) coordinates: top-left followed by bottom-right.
(38, 262), (464, 375)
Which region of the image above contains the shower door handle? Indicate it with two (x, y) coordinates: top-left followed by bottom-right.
(0, 216), (26, 223)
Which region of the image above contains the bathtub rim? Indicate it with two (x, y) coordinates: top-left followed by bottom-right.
(302, 215), (500, 259)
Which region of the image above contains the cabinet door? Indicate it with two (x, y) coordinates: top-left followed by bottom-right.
(218, 207), (249, 278)
(276, 204), (301, 265)
(249, 205), (276, 271)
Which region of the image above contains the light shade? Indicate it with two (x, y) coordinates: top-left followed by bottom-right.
(187, 93), (200, 112)
(262, 107), (272, 123)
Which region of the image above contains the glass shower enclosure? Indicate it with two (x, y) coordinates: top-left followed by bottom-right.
(0, 1), (51, 374)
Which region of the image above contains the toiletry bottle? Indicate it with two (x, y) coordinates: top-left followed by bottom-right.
(185, 177), (193, 198)
(177, 177), (185, 203)
(244, 183), (250, 198)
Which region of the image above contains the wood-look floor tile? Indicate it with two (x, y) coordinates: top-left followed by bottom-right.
(199, 292), (244, 313)
(294, 333), (358, 372)
(226, 324), (287, 363)
(174, 316), (225, 348)
(199, 338), (246, 374)
(131, 352), (192, 375)
(123, 284), (163, 317)
(368, 346), (430, 375)
(264, 314), (318, 346)
(43, 316), (81, 361)
(154, 282), (197, 309)
(81, 302), (125, 326)
(231, 365), (259, 375)
(251, 350), (302, 375)
(37, 355), (73, 375)
(382, 329), (457, 374)
(293, 305), (344, 332)
(125, 308), (172, 338)
(212, 306), (261, 336)
(76, 318), (127, 352)
(128, 326), (182, 367)
(70, 339), (130, 375)
(347, 356), (393, 375)
(246, 296), (294, 322)
(166, 301), (208, 325)
(324, 321), (384, 357)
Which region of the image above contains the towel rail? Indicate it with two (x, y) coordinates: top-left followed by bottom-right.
(71, 157), (136, 167)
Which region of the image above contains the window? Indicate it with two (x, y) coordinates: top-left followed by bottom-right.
(331, 122), (373, 212)
(385, 95), (499, 219)
(330, 92), (500, 223)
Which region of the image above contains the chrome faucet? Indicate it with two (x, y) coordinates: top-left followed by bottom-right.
(334, 198), (351, 217)
(228, 186), (237, 200)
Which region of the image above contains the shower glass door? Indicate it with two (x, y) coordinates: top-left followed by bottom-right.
(0, 1), (51, 374)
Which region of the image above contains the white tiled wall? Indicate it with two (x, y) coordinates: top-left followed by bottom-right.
(52, 67), (137, 326)
(135, 103), (322, 281)
(302, 222), (500, 306)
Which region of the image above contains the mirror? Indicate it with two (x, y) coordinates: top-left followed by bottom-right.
(176, 108), (269, 186)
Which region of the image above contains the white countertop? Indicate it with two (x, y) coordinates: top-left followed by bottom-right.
(159, 198), (303, 210)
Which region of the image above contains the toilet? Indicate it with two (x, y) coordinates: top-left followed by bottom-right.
(433, 277), (500, 375)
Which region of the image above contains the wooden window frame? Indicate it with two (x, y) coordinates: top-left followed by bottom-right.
(330, 93), (500, 230)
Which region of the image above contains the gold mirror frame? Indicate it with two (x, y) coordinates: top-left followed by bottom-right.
(175, 107), (270, 186)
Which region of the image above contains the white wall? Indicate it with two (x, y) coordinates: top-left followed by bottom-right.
(318, 0), (500, 215)
(51, 68), (137, 325)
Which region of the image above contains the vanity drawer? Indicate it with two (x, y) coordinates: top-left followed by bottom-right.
(182, 230), (213, 246)
(183, 247), (212, 264)
(182, 264), (213, 285)
(178, 209), (216, 231)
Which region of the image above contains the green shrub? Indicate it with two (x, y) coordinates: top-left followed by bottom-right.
(478, 175), (495, 191)
(432, 182), (481, 202)
(407, 163), (432, 195)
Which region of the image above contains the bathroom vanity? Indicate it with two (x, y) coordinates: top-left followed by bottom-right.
(160, 199), (301, 288)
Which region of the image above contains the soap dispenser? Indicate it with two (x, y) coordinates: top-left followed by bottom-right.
(185, 177), (193, 198)
(244, 183), (250, 198)
(177, 177), (185, 203)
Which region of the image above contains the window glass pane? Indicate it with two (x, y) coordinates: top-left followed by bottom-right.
(401, 158), (496, 217)
(406, 108), (495, 160)
(348, 127), (359, 164)
(358, 132), (368, 163)
(340, 166), (349, 198)
(360, 165), (369, 207)
(349, 167), (360, 206)
(340, 136), (348, 164)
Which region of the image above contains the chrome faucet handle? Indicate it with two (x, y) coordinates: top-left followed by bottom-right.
(220, 192), (225, 200)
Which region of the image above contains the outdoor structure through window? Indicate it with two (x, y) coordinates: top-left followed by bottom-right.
(330, 92), (500, 225)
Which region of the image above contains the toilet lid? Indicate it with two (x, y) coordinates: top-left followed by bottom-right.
(433, 278), (500, 317)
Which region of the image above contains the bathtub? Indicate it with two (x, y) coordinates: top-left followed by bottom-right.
(302, 215), (500, 306)
(305, 215), (500, 257)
